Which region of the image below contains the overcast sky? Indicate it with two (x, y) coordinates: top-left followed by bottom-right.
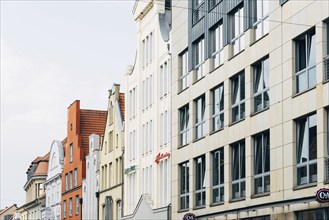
(0, 0), (136, 208)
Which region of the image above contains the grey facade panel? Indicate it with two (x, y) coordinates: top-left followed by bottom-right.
(191, 18), (206, 42)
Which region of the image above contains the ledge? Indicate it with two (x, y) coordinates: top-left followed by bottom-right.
(293, 182), (317, 191)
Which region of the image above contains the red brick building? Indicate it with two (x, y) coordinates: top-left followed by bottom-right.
(61, 100), (107, 220)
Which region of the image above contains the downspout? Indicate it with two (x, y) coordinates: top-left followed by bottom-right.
(121, 149), (125, 219)
(96, 191), (100, 220)
(79, 198), (83, 220)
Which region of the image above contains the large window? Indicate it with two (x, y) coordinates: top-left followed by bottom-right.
(75, 196), (79, 214)
(295, 29), (316, 93)
(211, 22), (224, 69)
(160, 61), (169, 98)
(212, 84), (224, 131)
(69, 198), (72, 216)
(74, 169), (78, 187)
(296, 208), (328, 220)
(193, 0), (205, 24)
(63, 200), (67, 218)
(180, 105), (189, 146)
(209, 0), (221, 10)
(231, 72), (245, 123)
(231, 5), (245, 56)
(253, 57), (269, 112)
(231, 140), (245, 199)
(69, 171), (73, 189)
(195, 155), (206, 207)
(180, 161), (189, 210)
(65, 173), (68, 191)
(195, 95), (206, 139)
(296, 113), (317, 185)
(195, 37), (205, 80)
(212, 148), (224, 203)
(252, 0), (269, 41)
(180, 50), (189, 90)
(253, 131), (270, 194)
(69, 143), (73, 162)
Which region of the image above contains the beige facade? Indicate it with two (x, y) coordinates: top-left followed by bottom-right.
(171, 0), (329, 220)
(99, 84), (125, 220)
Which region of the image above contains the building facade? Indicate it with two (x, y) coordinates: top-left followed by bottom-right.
(42, 140), (65, 220)
(17, 153), (49, 220)
(171, 0), (329, 219)
(123, 0), (172, 219)
(99, 84), (125, 220)
(0, 204), (18, 220)
(82, 134), (100, 220)
(61, 100), (106, 220)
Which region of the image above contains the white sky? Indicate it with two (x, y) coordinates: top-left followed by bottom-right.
(0, 0), (136, 208)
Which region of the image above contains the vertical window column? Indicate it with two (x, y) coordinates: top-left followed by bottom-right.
(231, 140), (246, 199)
(180, 161), (189, 210)
(195, 155), (206, 207)
(212, 148), (224, 203)
(231, 72), (245, 123)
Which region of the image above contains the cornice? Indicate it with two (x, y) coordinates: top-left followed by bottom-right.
(135, 0), (154, 21)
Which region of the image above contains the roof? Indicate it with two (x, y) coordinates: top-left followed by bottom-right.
(26, 152), (49, 175)
(80, 109), (107, 156)
(119, 93), (125, 121)
(0, 204), (17, 216)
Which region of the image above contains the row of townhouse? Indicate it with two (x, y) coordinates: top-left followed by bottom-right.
(11, 0), (329, 220)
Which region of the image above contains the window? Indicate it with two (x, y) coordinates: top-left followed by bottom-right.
(195, 95), (206, 139)
(324, 21), (329, 81)
(75, 196), (79, 214)
(69, 171), (73, 189)
(295, 29), (316, 93)
(231, 5), (245, 56)
(160, 159), (168, 206)
(160, 111), (168, 147)
(211, 84), (224, 132)
(242, 216), (270, 220)
(209, 0), (221, 10)
(231, 72), (245, 122)
(212, 148), (224, 203)
(253, 57), (269, 112)
(69, 198), (72, 216)
(296, 208), (328, 220)
(180, 50), (189, 90)
(231, 140), (245, 199)
(129, 87), (136, 119)
(63, 200), (67, 218)
(69, 143), (73, 162)
(180, 161), (189, 210)
(160, 62), (168, 98)
(195, 155), (206, 207)
(180, 105), (189, 146)
(296, 113), (317, 185)
(195, 37), (205, 80)
(74, 169), (78, 187)
(253, 131), (270, 194)
(65, 173), (68, 191)
(211, 22), (224, 69)
(193, 0), (205, 24)
(252, 0), (269, 41)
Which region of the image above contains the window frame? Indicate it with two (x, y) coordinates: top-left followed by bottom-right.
(69, 143), (73, 163)
(179, 161), (190, 210)
(294, 28), (316, 93)
(179, 104), (189, 146)
(63, 200), (67, 218)
(231, 140), (246, 200)
(230, 4), (245, 56)
(194, 37), (205, 80)
(295, 113), (317, 186)
(210, 22), (224, 69)
(195, 95), (206, 139)
(252, 0), (269, 41)
(231, 71), (245, 123)
(324, 21), (329, 82)
(74, 168), (78, 187)
(253, 131), (270, 195)
(75, 196), (79, 215)
(69, 198), (72, 217)
(180, 50), (189, 91)
(211, 84), (224, 132)
(195, 155), (206, 208)
(211, 147), (224, 204)
(253, 57), (269, 113)
(65, 173), (68, 191)
(295, 208), (329, 220)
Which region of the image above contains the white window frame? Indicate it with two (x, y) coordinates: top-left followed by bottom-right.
(324, 21), (329, 81)
(211, 22), (224, 69)
(231, 140), (246, 199)
(253, 57), (269, 113)
(231, 5), (245, 56)
(212, 148), (224, 203)
(195, 155), (206, 207)
(253, 0), (269, 41)
(253, 131), (270, 194)
(231, 72), (245, 123)
(212, 84), (224, 132)
(63, 200), (67, 218)
(75, 196), (79, 214)
(295, 29), (316, 93)
(180, 105), (189, 146)
(180, 50), (189, 90)
(195, 38), (205, 80)
(296, 113), (317, 185)
(180, 161), (189, 210)
(195, 95), (206, 139)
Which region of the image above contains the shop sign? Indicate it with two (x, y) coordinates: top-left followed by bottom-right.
(316, 188), (329, 203)
(155, 152), (171, 164)
(124, 165), (136, 174)
(183, 213), (196, 220)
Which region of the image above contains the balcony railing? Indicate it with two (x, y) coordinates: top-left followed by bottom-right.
(193, 2), (205, 24)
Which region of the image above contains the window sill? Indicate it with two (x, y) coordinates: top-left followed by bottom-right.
(209, 127), (224, 136)
(178, 86), (189, 95)
(177, 209), (189, 213)
(229, 197), (245, 203)
(292, 86), (316, 98)
(228, 49), (245, 61)
(210, 201), (224, 207)
(250, 33), (269, 47)
(228, 118), (245, 127)
(250, 107), (269, 117)
(251, 192), (270, 199)
(209, 63), (224, 74)
(193, 75), (205, 85)
(178, 143), (189, 149)
(193, 136), (206, 143)
(293, 182), (317, 191)
(323, 79), (329, 84)
(193, 205), (206, 210)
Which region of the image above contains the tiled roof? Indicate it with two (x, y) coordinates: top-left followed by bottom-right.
(0, 204), (17, 216)
(32, 152), (49, 176)
(80, 109), (107, 156)
(119, 93), (125, 121)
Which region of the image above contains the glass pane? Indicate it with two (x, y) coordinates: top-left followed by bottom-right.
(232, 106), (239, 122)
(255, 135), (263, 174)
(264, 17), (269, 35)
(309, 163), (317, 183)
(254, 177), (263, 194)
(297, 118), (308, 163)
(296, 37), (306, 72)
(264, 175), (270, 192)
(213, 115), (220, 131)
(213, 152), (219, 186)
(241, 181), (246, 197)
(240, 102), (245, 119)
(297, 71), (307, 93)
(308, 66), (316, 88)
(297, 166), (307, 185)
(255, 23), (262, 40)
(213, 188), (220, 203)
(232, 146), (239, 180)
(264, 133), (270, 172)
(308, 33), (316, 66)
(309, 114), (317, 160)
(254, 94), (263, 112)
(232, 183), (239, 199)
(254, 65), (262, 93)
(240, 73), (245, 99)
(264, 91), (270, 109)
(263, 0), (269, 15)
(220, 113), (224, 129)
(240, 143), (246, 178)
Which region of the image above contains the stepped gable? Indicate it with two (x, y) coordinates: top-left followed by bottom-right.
(80, 109), (107, 156)
(119, 93), (125, 121)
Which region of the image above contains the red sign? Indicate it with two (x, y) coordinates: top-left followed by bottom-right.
(316, 188), (329, 203)
(183, 213), (196, 220)
(155, 152), (171, 164)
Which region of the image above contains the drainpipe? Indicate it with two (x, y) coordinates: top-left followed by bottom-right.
(96, 191), (100, 220)
(79, 198), (83, 220)
(121, 150), (125, 219)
